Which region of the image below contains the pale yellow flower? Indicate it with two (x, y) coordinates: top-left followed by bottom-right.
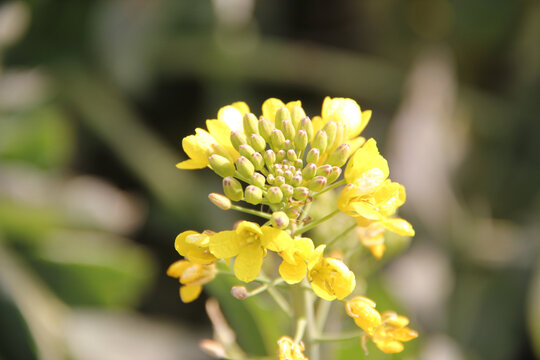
(174, 230), (218, 264)
(278, 237), (315, 284)
(312, 97), (372, 140)
(167, 260), (216, 303)
(345, 296), (382, 335)
(277, 336), (308, 360)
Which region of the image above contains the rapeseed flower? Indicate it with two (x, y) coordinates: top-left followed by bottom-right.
(175, 230), (218, 264)
(278, 236), (315, 284)
(277, 336), (308, 360)
(307, 245), (355, 300)
(167, 260), (216, 303)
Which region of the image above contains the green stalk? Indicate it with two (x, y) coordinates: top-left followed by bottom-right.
(293, 209), (340, 236)
(229, 204), (272, 219)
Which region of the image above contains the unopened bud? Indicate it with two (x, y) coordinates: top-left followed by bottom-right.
(291, 173), (303, 187)
(294, 130), (308, 152)
(267, 186), (284, 204)
(327, 166), (342, 184)
(276, 149), (286, 163)
(280, 184), (294, 198)
(302, 163), (317, 180)
(298, 117), (314, 140)
(236, 156), (255, 178)
(251, 172), (266, 188)
(316, 164), (333, 177)
(258, 117), (274, 142)
(245, 185), (263, 205)
(327, 143), (351, 167)
(264, 149), (276, 167)
(249, 133), (266, 152)
(308, 176), (327, 192)
(287, 149), (297, 162)
(230, 131), (247, 151)
(333, 123), (347, 152)
(281, 119), (295, 141)
(274, 175), (286, 186)
(294, 159), (303, 169)
(323, 121), (337, 151)
(283, 139), (294, 150)
(267, 173), (276, 185)
(312, 130), (328, 154)
(271, 211), (290, 229)
(286, 207), (302, 219)
(208, 193), (231, 210)
(293, 187), (309, 201)
(239, 144), (255, 158)
(283, 170), (294, 183)
(231, 286), (248, 299)
(291, 106), (306, 129)
(271, 129), (285, 151)
(275, 107), (291, 131)
(306, 148), (320, 164)
(243, 113), (259, 136)
(223, 176), (243, 201)
(250, 152), (265, 170)
(209, 154), (235, 177)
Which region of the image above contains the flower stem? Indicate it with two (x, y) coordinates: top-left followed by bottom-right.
(326, 223), (356, 248)
(313, 330), (364, 343)
(303, 281), (320, 360)
(294, 317), (307, 343)
(267, 286), (293, 317)
(312, 179), (346, 197)
(230, 204), (272, 219)
(293, 209), (340, 236)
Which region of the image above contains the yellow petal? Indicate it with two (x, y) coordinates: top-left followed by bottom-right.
(167, 260), (191, 278)
(234, 243), (264, 282)
(351, 202), (382, 220)
(368, 243), (386, 259)
(294, 237), (315, 260)
(375, 340), (404, 354)
(307, 245), (326, 270)
(346, 296), (382, 335)
(180, 284), (202, 303)
(382, 218), (415, 237)
(176, 159), (207, 170)
(322, 97), (363, 138)
(345, 139), (389, 186)
(262, 98), (285, 123)
(279, 258), (307, 284)
(217, 105), (244, 132)
(209, 230), (241, 259)
(310, 279), (337, 301)
(260, 226), (292, 252)
(231, 101), (250, 115)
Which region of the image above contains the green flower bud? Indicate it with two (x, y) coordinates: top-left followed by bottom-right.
(274, 175), (286, 186)
(294, 159), (303, 169)
(280, 184), (294, 198)
(264, 149), (276, 167)
(327, 166), (342, 184)
(236, 156), (255, 178)
(294, 130), (308, 152)
(275, 107), (291, 131)
(308, 176), (327, 192)
(281, 119), (295, 141)
(284, 170), (294, 183)
(323, 121), (337, 151)
(316, 164), (333, 177)
(284, 139), (293, 150)
(267, 186), (284, 204)
(276, 149), (286, 163)
(286, 207), (301, 219)
(249, 133), (266, 153)
(239, 144), (255, 158)
(333, 123), (347, 152)
(298, 117), (314, 141)
(291, 106), (306, 129)
(208, 193), (231, 210)
(223, 176), (243, 201)
(327, 143), (351, 167)
(252, 172), (266, 188)
(209, 154), (235, 177)
(245, 185), (263, 205)
(271, 211), (289, 229)
(243, 113), (259, 136)
(302, 163), (317, 180)
(258, 117), (274, 142)
(267, 173), (276, 185)
(271, 129), (286, 151)
(306, 148), (320, 164)
(312, 130), (328, 154)
(291, 173), (303, 187)
(287, 149), (297, 162)
(230, 131), (247, 151)
(293, 186), (309, 201)
(251, 152), (265, 170)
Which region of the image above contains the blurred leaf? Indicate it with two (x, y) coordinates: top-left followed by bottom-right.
(0, 292), (36, 360)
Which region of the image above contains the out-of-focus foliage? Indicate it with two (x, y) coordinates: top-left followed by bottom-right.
(0, 0), (538, 359)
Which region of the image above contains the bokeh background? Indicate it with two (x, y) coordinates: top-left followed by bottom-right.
(0, 0), (539, 359)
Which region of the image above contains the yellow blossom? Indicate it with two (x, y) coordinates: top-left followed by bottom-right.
(278, 237), (315, 284)
(261, 98), (302, 123)
(345, 296), (382, 335)
(372, 311), (418, 354)
(356, 223), (386, 259)
(343, 138), (389, 187)
(167, 260), (216, 303)
(307, 245), (355, 301)
(175, 230), (218, 264)
(312, 97), (372, 140)
(209, 221), (293, 282)
(206, 102), (250, 160)
(277, 336), (308, 360)
(176, 128), (223, 169)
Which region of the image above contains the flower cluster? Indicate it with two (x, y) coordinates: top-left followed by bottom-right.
(168, 97), (417, 358)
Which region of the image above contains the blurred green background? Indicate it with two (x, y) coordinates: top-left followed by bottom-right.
(0, 0), (539, 359)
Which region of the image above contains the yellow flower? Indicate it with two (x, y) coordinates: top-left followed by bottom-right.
(345, 297), (418, 354)
(277, 336), (308, 360)
(307, 245), (355, 301)
(206, 102), (250, 160)
(175, 230), (218, 264)
(345, 296), (382, 335)
(176, 128), (223, 169)
(167, 260), (216, 303)
(356, 222), (386, 259)
(343, 138), (389, 187)
(209, 221), (293, 282)
(261, 98), (302, 123)
(372, 311), (418, 354)
(312, 97), (372, 140)
(278, 237), (315, 284)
